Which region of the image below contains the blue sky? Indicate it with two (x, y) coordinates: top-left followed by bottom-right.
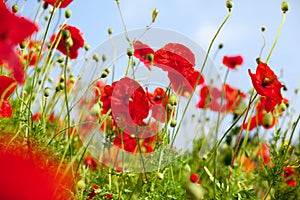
(65, 1), (300, 97)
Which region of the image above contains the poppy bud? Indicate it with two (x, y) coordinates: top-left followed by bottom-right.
(226, 0), (233, 10)
(182, 164), (191, 173)
(90, 103), (101, 117)
(76, 180), (86, 190)
(105, 68), (111, 73)
(102, 54), (107, 62)
(156, 172), (164, 180)
(281, 1), (289, 13)
(65, 9), (72, 19)
(58, 83), (65, 90)
(127, 47), (134, 57)
(44, 87), (51, 97)
(168, 94), (178, 106)
(62, 29), (70, 40)
(57, 56), (64, 63)
(84, 44), (90, 51)
(65, 37), (73, 47)
(101, 71), (108, 78)
(152, 8), (159, 23)
(170, 119), (177, 127)
(218, 43), (224, 49)
(93, 53), (99, 62)
(43, 2), (48, 10)
(12, 4), (18, 13)
(278, 102), (287, 112)
(256, 57), (261, 64)
(108, 28), (113, 35)
(262, 112), (273, 128)
(261, 26), (266, 32)
(147, 53), (154, 62)
(70, 77), (76, 84)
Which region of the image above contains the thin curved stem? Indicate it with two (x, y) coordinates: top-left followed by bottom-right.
(265, 13), (286, 63)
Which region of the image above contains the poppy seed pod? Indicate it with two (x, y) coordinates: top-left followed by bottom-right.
(262, 112), (273, 128)
(12, 4), (18, 13)
(226, 0), (233, 10)
(281, 1), (289, 13)
(127, 47), (134, 57)
(108, 28), (113, 35)
(152, 8), (159, 23)
(44, 87), (51, 97)
(93, 53), (99, 62)
(90, 103), (101, 117)
(65, 9), (72, 19)
(168, 94), (178, 106)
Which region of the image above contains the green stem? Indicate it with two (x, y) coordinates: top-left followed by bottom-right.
(228, 91), (256, 182)
(265, 13), (286, 63)
(64, 56), (71, 140)
(213, 68), (230, 198)
(170, 11), (231, 148)
(200, 11), (231, 73)
(27, 7), (56, 131)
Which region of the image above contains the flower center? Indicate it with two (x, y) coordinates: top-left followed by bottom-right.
(262, 77), (270, 87)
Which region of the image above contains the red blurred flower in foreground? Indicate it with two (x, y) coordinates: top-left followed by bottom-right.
(284, 167), (296, 187)
(0, 136), (74, 200)
(44, 0), (73, 8)
(51, 25), (84, 59)
(0, 76), (17, 118)
(248, 62), (283, 112)
(133, 40), (155, 70)
(0, 2), (38, 83)
(222, 55), (243, 69)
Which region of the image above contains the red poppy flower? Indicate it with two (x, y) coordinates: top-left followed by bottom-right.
(242, 114), (262, 131)
(248, 62), (283, 111)
(154, 43), (204, 95)
(0, 76), (17, 118)
(154, 43), (195, 71)
(0, 2), (38, 83)
(106, 193), (113, 199)
(133, 40), (155, 70)
(284, 167), (296, 187)
(43, 0), (73, 8)
(51, 25), (84, 59)
(113, 131), (157, 154)
(87, 184), (100, 200)
(190, 173), (199, 183)
(111, 77), (149, 128)
(85, 156), (98, 170)
(223, 84), (246, 112)
(256, 143), (270, 165)
(146, 87), (169, 122)
(222, 55), (243, 69)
